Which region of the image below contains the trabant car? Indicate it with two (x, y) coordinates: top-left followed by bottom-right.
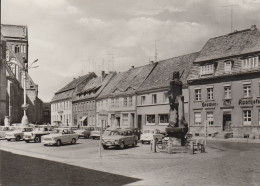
(90, 127), (102, 139)
(23, 126), (54, 143)
(42, 128), (79, 146)
(5, 127), (33, 141)
(102, 129), (138, 149)
(0, 126), (14, 139)
(140, 129), (164, 144)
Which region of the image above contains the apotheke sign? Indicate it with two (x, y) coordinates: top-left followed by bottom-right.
(238, 98), (260, 105)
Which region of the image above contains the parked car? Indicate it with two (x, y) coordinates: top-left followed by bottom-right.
(73, 127), (92, 139)
(23, 125), (54, 143)
(5, 127), (33, 141)
(42, 128), (79, 146)
(102, 129), (138, 149)
(125, 128), (142, 140)
(0, 126), (14, 139)
(140, 129), (164, 144)
(90, 127), (102, 139)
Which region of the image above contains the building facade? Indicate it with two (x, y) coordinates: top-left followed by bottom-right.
(136, 53), (199, 132)
(188, 25), (260, 139)
(51, 73), (96, 126)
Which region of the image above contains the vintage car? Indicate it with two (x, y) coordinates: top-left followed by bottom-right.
(90, 127), (102, 139)
(0, 126), (15, 139)
(5, 127), (33, 141)
(140, 129), (164, 144)
(73, 127), (92, 139)
(23, 125), (54, 143)
(102, 129), (138, 149)
(125, 128), (142, 140)
(42, 128), (79, 146)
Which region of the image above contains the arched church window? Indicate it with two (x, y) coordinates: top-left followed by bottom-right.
(15, 45), (20, 53)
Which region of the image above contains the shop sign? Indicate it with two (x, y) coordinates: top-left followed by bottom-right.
(238, 98), (260, 105)
(202, 102), (217, 107)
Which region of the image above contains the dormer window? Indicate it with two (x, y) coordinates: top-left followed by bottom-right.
(242, 56), (259, 70)
(200, 64), (214, 75)
(224, 61), (232, 72)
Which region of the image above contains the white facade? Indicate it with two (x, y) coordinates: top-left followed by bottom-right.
(51, 100), (73, 126)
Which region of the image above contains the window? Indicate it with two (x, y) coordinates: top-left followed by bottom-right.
(111, 99), (114, 108)
(159, 114), (168, 125)
(207, 112), (214, 125)
(123, 97), (127, 107)
(224, 86), (232, 99)
(224, 61), (232, 72)
(115, 98), (119, 108)
(15, 45), (20, 53)
(11, 44), (15, 51)
(200, 64), (214, 75)
(207, 87), (214, 100)
(243, 84), (251, 97)
(242, 56), (259, 69)
(195, 89), (201, 101)
(194, 112), (201, 125)
(141, 96), (146, 105)
(152, 94), (157, 104)
(163, 92), (168, 103)
(129, 97), (133, 106)
(243, 110), (251, 126)
(146, 115), (155, 125)
(122, 114), (128, 124)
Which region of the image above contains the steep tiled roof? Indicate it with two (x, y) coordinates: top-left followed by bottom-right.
(1, 24), (27, 38)
(51, 89), (75, 102)
(73, 72), (115, 101)
(195, 26), (260, 62)
(137, 52), (199, 92)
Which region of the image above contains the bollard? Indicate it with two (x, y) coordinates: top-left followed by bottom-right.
(190, 141), (194, 155)
(168, 140), (172, 154)
(151, 139), (157, 153)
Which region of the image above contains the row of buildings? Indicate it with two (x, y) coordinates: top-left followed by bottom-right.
(0, 24), (51, 125)
(51, 25), (260, 138)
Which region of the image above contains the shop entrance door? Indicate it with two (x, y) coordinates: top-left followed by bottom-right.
(223, 113), (231, 131)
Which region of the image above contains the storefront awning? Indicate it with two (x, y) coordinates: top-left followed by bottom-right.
(80, 116), (87, 122)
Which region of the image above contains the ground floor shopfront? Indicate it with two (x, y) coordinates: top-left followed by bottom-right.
(189, 74), (260, 139)
(106, 111), (136, 129)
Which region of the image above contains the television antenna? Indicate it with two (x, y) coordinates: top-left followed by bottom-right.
(221, 4), (238, 32)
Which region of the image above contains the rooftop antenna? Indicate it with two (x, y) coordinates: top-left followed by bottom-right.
(221, 4), (238, 32)
(155, 40), (158, 62)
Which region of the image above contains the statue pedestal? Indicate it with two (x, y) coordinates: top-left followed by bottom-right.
(166, 137), (189, 154)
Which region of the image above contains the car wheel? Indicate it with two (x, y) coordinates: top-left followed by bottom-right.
(34, 136), (41, 143)
(141, 141), (144, 144)
(16, 136), (21, 141)
(56, 140), (62, 146)
(92, 136), (95, 140)
(132, 140), (137, 147)
(103, 145), (108, 149)
(7, 139), (11, 141)
(25, 140), (30, 143)
(84, 134), (90, 139)
(119, 142), (125, 149)
(71, 138), (76, 144)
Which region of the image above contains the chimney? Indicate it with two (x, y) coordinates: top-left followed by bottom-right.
(131, 66), (134, 69)
(251, 25), (256, 31)
(101, 71), (106, 82)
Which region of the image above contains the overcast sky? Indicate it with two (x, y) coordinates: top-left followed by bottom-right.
(2, 0), (260, 102)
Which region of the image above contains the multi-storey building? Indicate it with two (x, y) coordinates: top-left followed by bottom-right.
(51, 73), (96, 126)
(188, 25), (260, 138)
(136, 53), (199, 132)
(72, 71), (115, 127)
(97, 64), (156, 129)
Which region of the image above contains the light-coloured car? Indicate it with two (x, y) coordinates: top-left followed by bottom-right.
(5, 127), (33, 141)
(102, 129), (138, 149)
(90, 127), (102, 139)
(140, 129), (164, 144)
(42, 128), (79, 146)
(0, 126), (15, 139)
(23, 126), (54, 143)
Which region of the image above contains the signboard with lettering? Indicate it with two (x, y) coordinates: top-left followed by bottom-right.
(238, 98), (260, 105)
(202, 102), (217, 107)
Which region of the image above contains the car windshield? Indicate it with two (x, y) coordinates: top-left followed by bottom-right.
(23, 128), (33, 132)
(94, 127), (101, 131)
(144, 130), (154, 134)
(0, 127), (11, 131)
(52, 129), (62, 133)
(34, 128), (44, 132)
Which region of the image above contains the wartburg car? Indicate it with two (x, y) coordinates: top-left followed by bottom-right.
(140, 129), (164, 144)
(0, 126), (14, 139)
(23, 126), (54, 143)
(5, 127), (33, 141)
(42, 128), (79, 146)
(102, 129), (138, 149)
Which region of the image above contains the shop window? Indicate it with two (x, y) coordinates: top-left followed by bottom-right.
(194, 112), (201, 125)
(129, 97), (133, 106)
(159, 114), (168, 125)
(152, 94), (157, 104)
(200, 64), (214, 75)
(122, 114), (128, 124)
(224, 61), (233, 72)
(243, 83), (251, 97)
(242, 56), (259, 70)
(123, 97), (127, 107)
(195, 88), (201, 101)
(141, 96), (146, 105)
(243, 110), (251, 126)
(146, 115), (155, 125)
(207, 112), (214, 125)
(224, 86), (232, 99)
(207, 87), (214, 100)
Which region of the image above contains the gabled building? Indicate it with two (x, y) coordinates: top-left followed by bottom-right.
(136, 53), (199, 132)
(51, 73), (96, 126)
(188, 25), (260, 138)
(97, 64), (156, 129)
(72, 71), (115, 127)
